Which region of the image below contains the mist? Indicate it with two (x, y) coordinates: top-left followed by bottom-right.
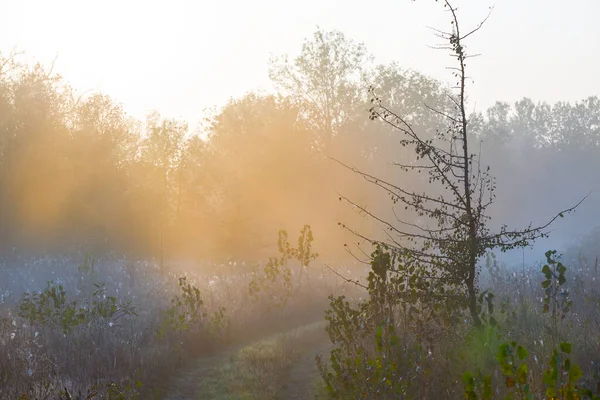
(1, 0), (600, 398)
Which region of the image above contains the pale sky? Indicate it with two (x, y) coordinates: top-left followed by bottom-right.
(1, 0), (599, 130)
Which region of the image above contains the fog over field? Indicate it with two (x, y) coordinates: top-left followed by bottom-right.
(0, 0), (599, 399)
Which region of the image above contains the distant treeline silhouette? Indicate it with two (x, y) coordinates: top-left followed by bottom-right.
(0, 30), (597, 261)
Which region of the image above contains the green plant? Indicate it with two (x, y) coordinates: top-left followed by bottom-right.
(294, 224), (319, 291)
(18, 281), (86, 334)
(249, 225), (318, 310)
(207, 306), (230, 337)
(463, 370), (493, 400)
(495, 341), (533, 399)
(18, 280), (137, 334)
(463, 340), (598, 400)
(461, 252), (600, 400)
(318, 244), (443, 399)
(542, 342), (584, 400)
(538, 251), (600, 399)
(157, 276), (229, 342)
(158, 276), (205, 338)
(336, 0), (583, 330)
(90, 282), (137, 321)
(542, 250), (573, 347)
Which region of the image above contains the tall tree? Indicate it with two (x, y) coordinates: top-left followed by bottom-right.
(139, 112), (187, 270)
(268, 28), (372, 150)
(0, 51), (21, 250)
(67, 93), (139, 252)
(204, 94), (322, 260)
(338, 1), (583, 326)
(3, 63), (74, 250)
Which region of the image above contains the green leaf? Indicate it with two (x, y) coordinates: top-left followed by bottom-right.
(496, 343), (510, 364)
(482, 375), (492, 400)
(542, 264), (551, 275)
(541, 279), (551, 289)
(462, 371), (474, 390)
(560, 342), (572, 354)
(568, 364), (583, 383)
(517, 362), (528, 384)
(543, 369), (555, 387)
(517, 345), (528, 361)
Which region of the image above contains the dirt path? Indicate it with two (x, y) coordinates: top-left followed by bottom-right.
(282, 339), (333, 400)
(161, 344), (244, 400)
(160, 322), (333, 400)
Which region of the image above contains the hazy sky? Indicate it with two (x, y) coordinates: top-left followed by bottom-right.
(1, 0), (598, 130)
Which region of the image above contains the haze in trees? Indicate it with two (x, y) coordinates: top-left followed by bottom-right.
(1, 0), (600, 399)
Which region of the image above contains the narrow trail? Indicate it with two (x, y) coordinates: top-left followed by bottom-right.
(161, 343), (245, 400)
(282, 339), (333, 400)
(160, 321), (332, 400)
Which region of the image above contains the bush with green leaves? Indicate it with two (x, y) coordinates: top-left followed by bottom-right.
(157, 276), (230, 342)
(248, 225), (318, 310)
(463, 339), (597, 400)
(90, 282), (138, 321)
(461, 251), (600, 400)
(541, 250), (573, 347)
(17, 281), (136, 334)
(18, 281), (84, 334)
(317, 244), (461, 398)
(318, 241), (600, 399)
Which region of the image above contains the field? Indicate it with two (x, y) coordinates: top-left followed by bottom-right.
(0, 248), (360, 399)
(1, 229), (600, 399)
(1, 1), (599, 398)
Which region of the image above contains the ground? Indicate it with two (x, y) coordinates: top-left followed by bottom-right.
(162, 322), (332, 400)
(282, 339), (332, 400)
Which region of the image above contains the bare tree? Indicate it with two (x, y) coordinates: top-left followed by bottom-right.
(337, 0), (585, 326)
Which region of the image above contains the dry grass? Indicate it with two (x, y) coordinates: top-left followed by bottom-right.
(195, 321), (330, 400)
(0, 253), (349, 399)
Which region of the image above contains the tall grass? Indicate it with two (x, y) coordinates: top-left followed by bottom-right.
(0, 252), (346, 399)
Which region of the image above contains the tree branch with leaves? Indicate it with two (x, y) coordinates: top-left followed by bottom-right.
(337, 0), (585, 327)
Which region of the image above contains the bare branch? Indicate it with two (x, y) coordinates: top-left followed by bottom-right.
(424, 103), (459, 123)
(331, 157), (467, 212)
(323, 263), (368, 290)
(485, 194), (590, 244)
(460, 6), (495, 41)
(340, 194), (463, 245)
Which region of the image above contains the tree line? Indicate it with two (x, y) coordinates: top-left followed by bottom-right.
(0, 28), (597, 264)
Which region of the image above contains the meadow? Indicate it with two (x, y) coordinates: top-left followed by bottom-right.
(1, 1), (599, 399)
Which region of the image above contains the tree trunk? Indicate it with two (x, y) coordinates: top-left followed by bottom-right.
(466, 270), (482, 327)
